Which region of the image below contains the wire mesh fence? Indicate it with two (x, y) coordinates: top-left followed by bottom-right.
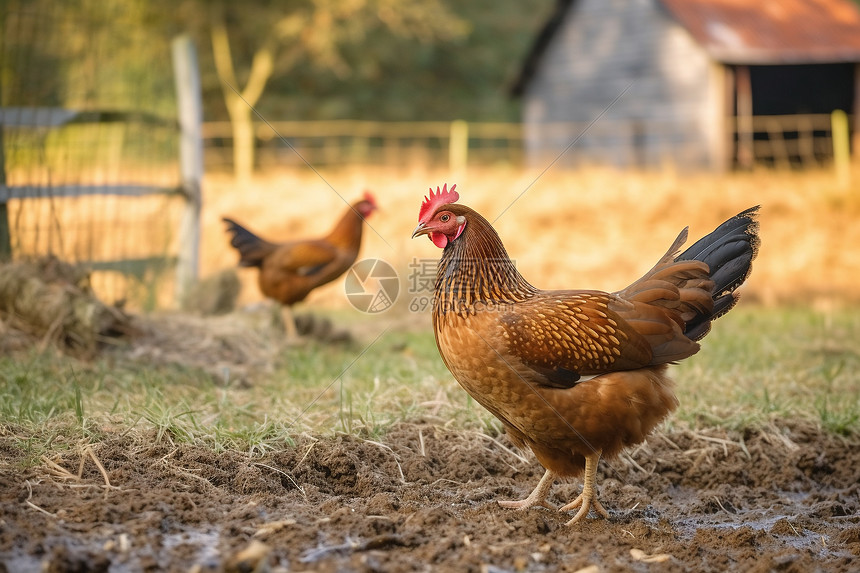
(0, 1), (185, 308)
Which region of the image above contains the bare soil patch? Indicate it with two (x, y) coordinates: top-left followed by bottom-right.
(1, 420), (858, 572)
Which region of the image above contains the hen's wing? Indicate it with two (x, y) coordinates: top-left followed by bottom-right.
(496, 290), (694, 389)
(267, 240), (341, 276)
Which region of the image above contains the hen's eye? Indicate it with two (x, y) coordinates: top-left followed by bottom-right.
(440, 214), (450, 222)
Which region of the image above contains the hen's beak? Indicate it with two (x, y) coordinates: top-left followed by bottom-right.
(411, 222), (429, 239)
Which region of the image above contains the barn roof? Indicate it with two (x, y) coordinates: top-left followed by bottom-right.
(512, 0), (860, 95)
(663, 0), (860, 64)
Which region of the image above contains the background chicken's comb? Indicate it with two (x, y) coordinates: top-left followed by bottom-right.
(419, 183), (459, 223)
(363, 190), (377, 207)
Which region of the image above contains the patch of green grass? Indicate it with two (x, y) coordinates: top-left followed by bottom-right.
(0, 324), (493, 460)
(266, 329), (495, 438)
(672, 306), (860, 433)
(1, 306), (857, 464)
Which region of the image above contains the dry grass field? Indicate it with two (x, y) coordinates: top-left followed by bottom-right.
(203, 164), (860, 312)
(7, 163), (858, 310)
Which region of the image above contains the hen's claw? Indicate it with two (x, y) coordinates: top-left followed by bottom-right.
(499, 498), (556, 511)
(560, 492), (609, 524)
(498, 469), (557, 511)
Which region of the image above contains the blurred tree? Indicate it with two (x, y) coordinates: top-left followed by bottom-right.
(201, 0), (468, 180)
(0, 0), (178, 113)
(2, 0), (553, 176)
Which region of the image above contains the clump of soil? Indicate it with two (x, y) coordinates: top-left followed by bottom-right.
(1, 420), (858, 572)
(181, 269), (242, 316)
(113, 307), (352, 383)
(0, 257), (351, 381)
(0, 257), (130, 357)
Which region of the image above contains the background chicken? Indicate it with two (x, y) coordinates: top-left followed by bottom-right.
(412, 184), (759, 525)
(223, 192), (377, 337)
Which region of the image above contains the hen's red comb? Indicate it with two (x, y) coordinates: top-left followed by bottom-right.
(418, 183), (459, 223)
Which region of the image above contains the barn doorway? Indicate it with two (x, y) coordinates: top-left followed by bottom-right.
(733, 63), (857, 167)
(751, 63), (855, 115)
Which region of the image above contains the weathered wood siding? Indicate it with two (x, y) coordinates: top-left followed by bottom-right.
(522, 0), (723, 169)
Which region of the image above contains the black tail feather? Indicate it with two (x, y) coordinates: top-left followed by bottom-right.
(676, 206), (760, 340)
(222, 217), (276, 268)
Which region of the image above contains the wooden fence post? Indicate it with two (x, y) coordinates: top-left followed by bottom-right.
(449, 120), (468, 174)
(854, 63), (860, 166)
(0, 12), (7, 260)
(832, 109), (850, 189)
(0, 123), (10, 260)
(172, 35), (203, 306)
(735, 65), (754, 169)
(0, 52), (9, 260)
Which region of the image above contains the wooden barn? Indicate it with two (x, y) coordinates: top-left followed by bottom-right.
(511, 0), (860, 170)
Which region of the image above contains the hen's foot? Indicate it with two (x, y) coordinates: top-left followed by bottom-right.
(498, 469), (557, 511)
(559, 491), (609, 525)
(560, 450), (608, 525)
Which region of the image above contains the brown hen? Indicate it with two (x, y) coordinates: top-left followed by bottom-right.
(411, 184), (759, 525)
(223, 193), (377, 337)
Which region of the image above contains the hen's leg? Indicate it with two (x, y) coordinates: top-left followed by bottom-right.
(498, 469), (557, 511)
(559, 450), (609, 524)
(280, 305), (299, 340)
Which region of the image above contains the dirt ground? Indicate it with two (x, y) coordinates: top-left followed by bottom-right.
(1, 418), (859, 572)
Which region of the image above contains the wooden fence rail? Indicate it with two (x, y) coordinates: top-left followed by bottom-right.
(201, 119), (525, 170)
(201, 113), (852, 171)
(743, 113), (841, 169)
